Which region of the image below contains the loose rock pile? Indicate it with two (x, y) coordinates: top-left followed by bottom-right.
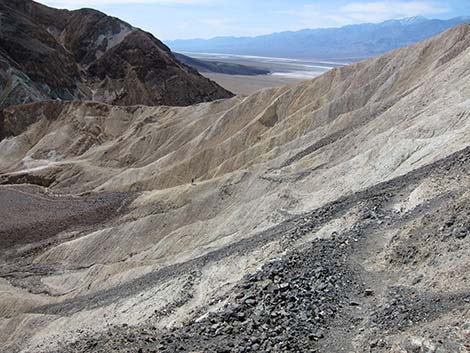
(154, 234), (359, 353)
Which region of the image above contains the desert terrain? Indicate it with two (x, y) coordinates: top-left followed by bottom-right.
(200, 73), (302, 96)
(0, 0), (231, 110)
(182, 53), (343, 95)
(1, 21), (470, 353)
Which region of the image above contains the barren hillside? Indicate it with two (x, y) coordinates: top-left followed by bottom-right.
(0, 24), (469, 353)
(0, 0), (232, 110)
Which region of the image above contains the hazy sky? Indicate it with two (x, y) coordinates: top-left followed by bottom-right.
(40, 1), (470, 40)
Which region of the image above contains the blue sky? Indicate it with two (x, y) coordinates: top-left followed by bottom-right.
(40, 1), (470, 40)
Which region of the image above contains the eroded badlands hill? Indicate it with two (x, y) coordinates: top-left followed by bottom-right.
(0, 0), (232, 110)
(0, 25), (469, 352)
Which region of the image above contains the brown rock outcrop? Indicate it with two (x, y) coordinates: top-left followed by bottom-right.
(0, 0), (233, 109)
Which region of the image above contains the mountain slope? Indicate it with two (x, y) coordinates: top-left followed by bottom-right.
(167, 16), (470, 60)
(0, 25), (470, 353)
(0, 0), (232, 110)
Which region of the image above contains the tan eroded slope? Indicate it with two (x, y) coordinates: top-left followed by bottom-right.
(0, 24), (470, 352)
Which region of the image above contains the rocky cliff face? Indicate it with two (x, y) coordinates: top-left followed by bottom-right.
(0, 0), (232, 109)
(0, 22), (470, 353)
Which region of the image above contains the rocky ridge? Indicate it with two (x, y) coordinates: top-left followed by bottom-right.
(0, 0), (232, 110)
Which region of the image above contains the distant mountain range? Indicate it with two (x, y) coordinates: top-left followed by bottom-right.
(166, 16), (470, 60)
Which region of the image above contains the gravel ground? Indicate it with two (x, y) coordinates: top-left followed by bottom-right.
(0, 185), (131, 252)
